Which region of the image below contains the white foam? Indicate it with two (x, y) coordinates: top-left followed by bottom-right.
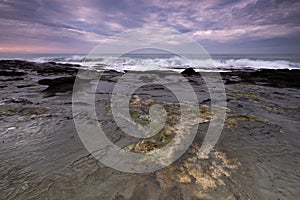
(97, 57), (300, 71)
(1, 55), (300, 72)
(30, 55), (86, 63)
(212, 59), (300, 70)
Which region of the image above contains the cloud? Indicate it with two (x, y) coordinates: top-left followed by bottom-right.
(192, 25), (300, 42)
(0, 0), (299, 53)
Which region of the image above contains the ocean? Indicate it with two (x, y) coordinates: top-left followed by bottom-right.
(1, 53), (300, 72)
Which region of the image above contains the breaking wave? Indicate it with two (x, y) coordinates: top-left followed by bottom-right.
(1, 54), (300, 72)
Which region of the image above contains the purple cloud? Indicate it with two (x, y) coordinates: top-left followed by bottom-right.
(0, 0), (299, 53)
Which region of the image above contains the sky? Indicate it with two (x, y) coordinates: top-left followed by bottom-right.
(0, 0), (299, 54)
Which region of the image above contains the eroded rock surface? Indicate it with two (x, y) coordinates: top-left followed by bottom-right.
(0, 61), (299, 199)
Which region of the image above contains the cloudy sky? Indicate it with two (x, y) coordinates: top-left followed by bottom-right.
(0, 0), (299, 54)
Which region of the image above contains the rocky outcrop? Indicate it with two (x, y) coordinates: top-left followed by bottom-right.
(181, 68), (199, 76)
(222, 69), (300, 88)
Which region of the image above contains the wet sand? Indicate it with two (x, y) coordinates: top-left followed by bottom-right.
(0, 60), (299, 199)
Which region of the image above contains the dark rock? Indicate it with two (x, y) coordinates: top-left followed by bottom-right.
(36, 63), (78, 75)
(222, 69), (300, 88)
(6, 98), (33, 105)
(48, 62), (57, 65)
(38, 76), (90, 93)
(0, 77), (24, 81)
(181, 68), (199, 76)
(38, 76), (76, 93)
(0, 71), (27, 76)
(43, 93), (56, 98)
(0, 60), (79, 75)
(16, 84), (36, 88)
(0, 60), (35, 71)
(38, 76), (76, 86)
